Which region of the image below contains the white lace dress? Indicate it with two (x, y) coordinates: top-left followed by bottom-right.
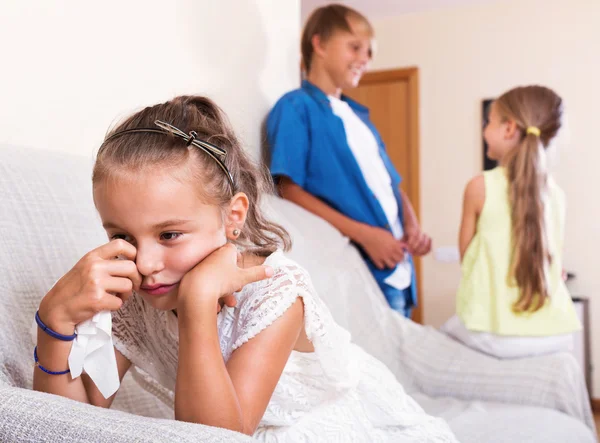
(112, 250), (456, 442)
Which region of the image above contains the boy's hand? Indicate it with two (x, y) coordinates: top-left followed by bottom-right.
(356, 224), (407, 270)
(404, 225), (432, 257)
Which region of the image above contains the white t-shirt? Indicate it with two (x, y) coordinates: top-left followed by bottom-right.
(329, 95), (411, 290)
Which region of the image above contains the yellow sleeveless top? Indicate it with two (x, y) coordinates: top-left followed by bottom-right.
(457, 167), (581, 336)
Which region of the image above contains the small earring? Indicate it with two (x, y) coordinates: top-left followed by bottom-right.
(232, 229), (240, 237)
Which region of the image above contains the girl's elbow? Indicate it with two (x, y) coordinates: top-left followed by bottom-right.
(175, 409), (247, 435)
(241, 421), (258, 436)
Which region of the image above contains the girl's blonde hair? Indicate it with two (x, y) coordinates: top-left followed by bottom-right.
(301, 3), (373, 73)
(93, 95), (291, 255)
(494, 85), (563, 312)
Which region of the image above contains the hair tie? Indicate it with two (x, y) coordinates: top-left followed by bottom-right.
(526, 126), (541, 137)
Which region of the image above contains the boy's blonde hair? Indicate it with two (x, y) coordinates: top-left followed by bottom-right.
(301, 4), (373, 73)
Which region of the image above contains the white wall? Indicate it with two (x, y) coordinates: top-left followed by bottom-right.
(0, 0), (300, 160)
(371, 0), (600, 394)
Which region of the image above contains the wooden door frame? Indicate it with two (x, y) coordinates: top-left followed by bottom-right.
(357, 67), (423, 324)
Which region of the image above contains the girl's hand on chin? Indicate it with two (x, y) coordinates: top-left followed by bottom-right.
(177, 243), (273, 315)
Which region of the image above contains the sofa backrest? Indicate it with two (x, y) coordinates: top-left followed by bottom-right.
(0, 145), (106, 387)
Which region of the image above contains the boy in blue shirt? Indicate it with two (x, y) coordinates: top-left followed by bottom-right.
(266, 4), (431, 318)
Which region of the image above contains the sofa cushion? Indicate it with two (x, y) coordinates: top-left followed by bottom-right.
(413, 393), (596, 443)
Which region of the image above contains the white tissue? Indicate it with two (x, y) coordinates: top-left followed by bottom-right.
(68, 311), (120, 399)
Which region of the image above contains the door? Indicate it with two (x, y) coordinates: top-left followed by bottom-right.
(343, 67), (422, 323)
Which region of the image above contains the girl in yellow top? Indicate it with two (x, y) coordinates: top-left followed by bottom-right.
(442, 85), (581, 359)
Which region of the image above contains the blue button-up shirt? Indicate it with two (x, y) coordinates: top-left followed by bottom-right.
(266, 80), (416, 308)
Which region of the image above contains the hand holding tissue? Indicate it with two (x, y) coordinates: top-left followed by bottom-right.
(34, 241), (140, 398)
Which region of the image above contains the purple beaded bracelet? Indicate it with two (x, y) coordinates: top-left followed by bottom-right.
(35, 311), (77, 341)
(33, 346), (70, 375)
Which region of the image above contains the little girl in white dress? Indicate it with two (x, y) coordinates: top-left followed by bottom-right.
(33, 95), (456, 442)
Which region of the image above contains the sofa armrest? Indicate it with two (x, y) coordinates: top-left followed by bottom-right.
(400, 326), (595, 431)
(0, 383), (255, 442)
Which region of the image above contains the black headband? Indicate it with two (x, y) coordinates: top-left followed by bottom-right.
(102, 120), (235, 192)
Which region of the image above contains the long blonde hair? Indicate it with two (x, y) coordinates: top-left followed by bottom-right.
(93, 95), (291, 256)
(494, 86), (563, 312)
